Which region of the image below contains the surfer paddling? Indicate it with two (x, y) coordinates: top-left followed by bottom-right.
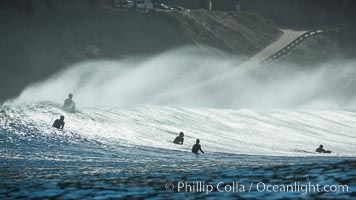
(52, 115), (65, 129)
(173, 132), (184, 145)
(316, 145), (332, 153)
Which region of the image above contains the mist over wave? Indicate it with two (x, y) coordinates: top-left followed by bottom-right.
(1, 47), (356, 160)
(9, 47), (356, 109)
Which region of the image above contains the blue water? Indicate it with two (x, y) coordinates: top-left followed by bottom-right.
(1, 103), (355, 199)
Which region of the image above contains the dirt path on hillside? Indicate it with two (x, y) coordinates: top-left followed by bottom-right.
(198, 29), (306, 83)
(146, 29), (307, 102)
(223, 29), (307, 78)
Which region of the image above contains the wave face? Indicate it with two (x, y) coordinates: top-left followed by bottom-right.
(1, 102), (356, 158)
(2, 48), (356, 158)
(2, 50), (356, 199)
(1, 102), (356, 199)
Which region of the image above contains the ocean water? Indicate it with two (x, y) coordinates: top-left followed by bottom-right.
(2, 51), (356, 199)
(1, 103), (355, 199)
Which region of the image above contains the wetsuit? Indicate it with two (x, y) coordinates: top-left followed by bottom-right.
(316, 148), (331, 153)
(192, 144), (204, 154)
(63, 99), (76, 113)
(173, 136), (184, 145)
(52, 119), (65, 129)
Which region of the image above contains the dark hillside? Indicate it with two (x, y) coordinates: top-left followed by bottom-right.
(0, 0), (281, 102)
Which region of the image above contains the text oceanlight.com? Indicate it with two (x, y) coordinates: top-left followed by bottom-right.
(165, 181), (349, 194)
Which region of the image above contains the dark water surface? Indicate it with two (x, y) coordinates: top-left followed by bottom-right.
(1, 139), (355, 199)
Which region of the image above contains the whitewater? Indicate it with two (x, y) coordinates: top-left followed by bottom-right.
(4, 47), (356, 157)
(1, 47), (356, 199)
(2, 102), (356, 157)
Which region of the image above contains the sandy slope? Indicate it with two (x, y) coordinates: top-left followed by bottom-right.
(146, 29), (307, 101)
(235, 29), (307, 71)
(221, 29), (307, 77)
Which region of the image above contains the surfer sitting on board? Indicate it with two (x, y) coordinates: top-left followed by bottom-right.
(52, 115), (65, 129)
(192, 139), (204, 154)
(316, 145), (331, 153)
(173, 132), (184, 145)
(63, 93), (76, 113)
